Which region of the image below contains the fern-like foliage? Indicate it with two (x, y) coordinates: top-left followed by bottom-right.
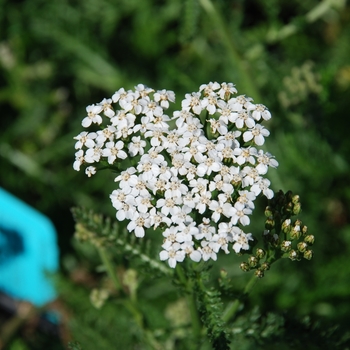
(71, 207), (172, 276)
(194, 272), (231, 350)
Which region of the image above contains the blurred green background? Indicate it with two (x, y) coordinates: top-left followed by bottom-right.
(1, 0), (350, 348)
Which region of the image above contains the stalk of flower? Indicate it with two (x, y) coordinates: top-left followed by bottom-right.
(73, 82), (279, 268)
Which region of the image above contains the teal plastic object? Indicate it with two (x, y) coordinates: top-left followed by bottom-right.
(0, 187), (59, 306)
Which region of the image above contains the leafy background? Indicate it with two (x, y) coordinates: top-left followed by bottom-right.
(1, 0), (350, 349)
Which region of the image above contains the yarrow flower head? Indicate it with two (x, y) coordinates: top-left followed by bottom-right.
(73, 82), (278, 268)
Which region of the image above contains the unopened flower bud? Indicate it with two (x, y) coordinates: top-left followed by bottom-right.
(292, 202), (301, 215)
(304, 235), (314, 245)
(255, 269), (264, 278)
(297, 241), (308, 253)
(248, 256), (259, 268)
(292, 194), (300, 204)
(281, 240), (292, 252)
(265, 206), (273, 217)
(284, 202), (293, 214)
(282, 219), (292, 234)
(260, 262), (270, 271)
(289, 249), (299, 261)
(265, 217), (275, 230)
(303, 250), (313, 260)
(220, 269), (228, 279)
(302, 225), (308, 235)
(290, 222), (301, 240)
(240, 262), (250, 272)
(255, 248), (266, 259)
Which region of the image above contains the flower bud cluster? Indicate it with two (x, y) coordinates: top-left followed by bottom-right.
(264, 191), (314, 262)
(239, 248), (270, 277)
(73, 82), (278, 268)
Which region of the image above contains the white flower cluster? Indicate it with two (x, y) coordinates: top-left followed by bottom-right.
(73, 82), (278, 268)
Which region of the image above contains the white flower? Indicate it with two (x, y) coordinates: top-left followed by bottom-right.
(218, 82), (237, 99)
(234, 147), (257, 165)
(201, 93), (218, 115)
(217, 131), (241, 148)
(82, 104), (103, 127)
(110, 110), (136, 131)
(102, 141), (127, 164)
(85, 166), (96, 177)
(243, 124), (270, 146)
(199, 241), (217, 261)
(234, 111), (255, 129)
(237, 190), (256, 209)
(177, 117), (204, 138)
(217, 100), (237, 124)
(128, 136), (147, 156)
(156, 197), (182, 216)
(181, 92), (203, 115)
(98, 98), (115, 118)
(85, 146), (103, 163)
(159, 242), (185, 268)
(111, 87), (128, 103)
(135, 195), (153, 214)
(251, 104), (271, 121)
(194, 191), (212, 214)
(181, 242), (202, 262)
(141, 100), (163, 119)
(199, 81), (220, 95)
(209, 174), (234, 194)
(154, 89), (175, 109)
(134, 84), (154, 98)
(255, 150), (279, 174)
(95, 126), (117, 144)
(137, 158), (160, 181)
(196, 219), (216, 240)
(73, 150), (85, 171)
(164, 177), (188, 199)
(232, 229), (253, 253)
(197, 156), (222, 177)
(127, 212), (151, 238)
(209, 200), (235, 222)
(174, 109), (194, 128)
(74, 132), (97, 149)
(149, 207), (171, 229)
(189, 177), (209, 194)
(241, 166), (260, 187)
(230, 202), (252, 226)
(207, 118), (228, 135)
(251, 178), (274, 199)
(182, 143), (206, 163)
(228, 95), (255, 112)
(144, 127), (166, 147)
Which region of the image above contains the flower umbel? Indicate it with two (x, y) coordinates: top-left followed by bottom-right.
(73, 82), (279, 268)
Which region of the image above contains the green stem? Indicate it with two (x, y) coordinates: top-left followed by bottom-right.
(97, 246), (123, 292)
(97, 246), (161, 346)
(222, 274), (258, 323)
(176, 265), (202, 344)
